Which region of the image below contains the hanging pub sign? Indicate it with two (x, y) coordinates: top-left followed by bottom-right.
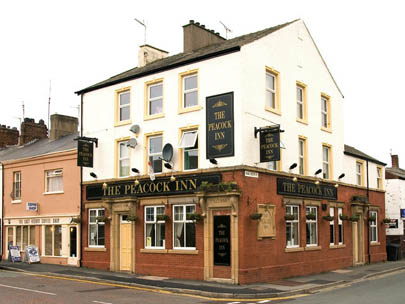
(400, 209), (405, 218)
(277, 178), (337, 200)
(259, 126), (280, 163)
(77, 139), (94, 167)
(206, 92), (234, 159)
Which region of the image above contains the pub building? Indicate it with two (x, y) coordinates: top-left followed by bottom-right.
(76, 20), (386, 284)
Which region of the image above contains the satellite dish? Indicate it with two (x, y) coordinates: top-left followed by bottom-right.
(129, 124), (140, 134)
(162, 143), (173, 162)
(127, 138), (137, 148)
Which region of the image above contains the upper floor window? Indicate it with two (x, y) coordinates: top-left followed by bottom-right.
(13, 171), (21, 200)
(145, 206), (165, 248)
(376, 167), (382, 189)
(179, 130), (198, 170)
(173, 204), (196, 249)
(356, 161), (363, 186)
(268, 161), (278, 171)
(179, 70), (199, 113)
(298, 137), (306, 175)
(118, 140), (130, 177)
(322, 145), (331, 179)
(148, 135), (162, 173)
(265, 68), (280, 113)
(296, 82), (307, 122)
(321, 94), (331, 130)
(147, 81), (163, 117)
(115, 88), (131, 124)
(45, 169), (63, 193)
(89, 209), (105, 247)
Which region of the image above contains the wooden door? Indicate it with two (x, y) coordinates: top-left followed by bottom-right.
(120, 216), (132, 271)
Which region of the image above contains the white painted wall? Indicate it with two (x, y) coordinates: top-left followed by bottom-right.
(343, 154), (384, 190)
(385, 179), (405, 236)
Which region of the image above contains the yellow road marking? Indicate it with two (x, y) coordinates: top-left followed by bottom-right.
(0, 269), (309, 302)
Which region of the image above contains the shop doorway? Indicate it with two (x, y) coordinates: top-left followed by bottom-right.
(68, 226), (79, 266)
(352, 211), (365, 265)
(120, 215), (132, 271)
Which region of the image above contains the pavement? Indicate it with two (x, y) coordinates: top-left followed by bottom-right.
(1, 259), (405, 299)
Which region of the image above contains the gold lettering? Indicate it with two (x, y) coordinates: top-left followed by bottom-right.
(115, 185), (121, 195)
(214, 111), (225, 120)
(149, 183), (156, 193)
(180, 180), (188, 190)
(163, 181), (170, 192)
(124, 184), (131, 195)
(189, 179), (197, 190)
(131, 184), (137, 194)
(107, 186), (114, 196)
(156, 182), (163, 192)
(214, 131), (225, 140)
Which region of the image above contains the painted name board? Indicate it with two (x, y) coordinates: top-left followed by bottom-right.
(8, 246), (21, 262)
(213, 215), (231, 266)
(86, 174), (221, 201)
(259, 126), (280, 162)
(26, 202), (38, 211)
(24, 245), (40, 264)
(77, 140), (94, 168)
(277, 178), (337, 200)
(206, 92), (234, 159)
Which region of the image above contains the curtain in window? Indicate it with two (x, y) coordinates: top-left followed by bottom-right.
(45, 226), (52, 255)
(48, 175), (63, 192)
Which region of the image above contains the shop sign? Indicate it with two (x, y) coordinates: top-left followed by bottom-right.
(259, 126), (280, 162)
(86, 174), (221, 201)
(24, 245), (40, 264)
(8, 246), (21, 262)
(277, 178), (337, 200)
(77, 139), (94, 167)
(206, 92), (234, 159)
(213, 215), (231, 266)
(26, 202), (38, 211)
(400, 209), (405, 218)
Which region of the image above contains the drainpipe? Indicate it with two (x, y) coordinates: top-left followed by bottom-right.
(1, 162), (3, 257)
(79, 93), (83, 267)
(366, 160), (371, 264)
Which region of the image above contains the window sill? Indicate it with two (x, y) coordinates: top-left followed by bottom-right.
(370, 242), (381, 246)
(321, 127), (332, 133)
(11, 200), (22, 204)
(144, 113), (165, 121)
(114, 120), (132, 127)
(265, 106), (281, 116)
(296, 118), (308, 125)
(178, 105), (202, 114)
(140, 249), (168, 254)
(43, 191), (64, 195)
(305, 245), (321, 251)
(329, 244), (346, 249)
(285, 247), (304, 253)
(84, 247), (107, 252)
(168, 249), (198, 255)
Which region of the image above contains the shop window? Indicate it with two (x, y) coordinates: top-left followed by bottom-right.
(13, 171), (21, 201)
(306, 206), (317, 246)
(286, 205), (299, 248)
(173, 204), (196, 249)
(148, 135), (163, 173)
(118, 140), (130, 177)
(89, 209), (105, 247)
(370, 211), (378, 243)
(179, 130), (198, 171)
(329, 208), (335, 245)
(45, 169), (63, 193)
(145, 206), (165, 248)
(338, 208), (343, 245)
(44, 225), (62, 256)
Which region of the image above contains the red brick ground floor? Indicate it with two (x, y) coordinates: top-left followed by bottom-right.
(81, 166), (386, 284)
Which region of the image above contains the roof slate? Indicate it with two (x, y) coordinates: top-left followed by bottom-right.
(386, 167), (405, 179)
(76, 20), (298, 95)
(0, 133), (78, 162)
(344, 144), (386, 166)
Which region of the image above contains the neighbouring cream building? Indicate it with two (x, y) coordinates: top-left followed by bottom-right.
(76, 19), (386, 284)
(0, 115), (81, 266)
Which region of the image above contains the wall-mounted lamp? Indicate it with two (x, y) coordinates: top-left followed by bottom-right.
(335, 173), (346, 188)
(90, 172), (97, 179)
(209, 158), (218, 165)
(292, 176), (298, 182)
(164, 163), (173, 170)
(170, 175), (176, 182)
(132, 168), (140, 185)
(289, 163), (297, 171)
(314, 169), (322, 185)
(102, 182), (108, 190)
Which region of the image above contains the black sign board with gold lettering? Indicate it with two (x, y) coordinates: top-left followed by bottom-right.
(86, 174), (221, 201)
(214, 215), (231, 266)
(77, 140), (94, 168)
(259, 126), (280, 162)
(277, 178), (337, 200)
(206, 92), (234, 159)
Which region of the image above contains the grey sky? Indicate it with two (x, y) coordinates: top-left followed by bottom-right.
(1, 0), (403, 166)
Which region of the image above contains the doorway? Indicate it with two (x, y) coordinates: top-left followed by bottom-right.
(120, 215), (132, 271)
(67, 226), (79, 266)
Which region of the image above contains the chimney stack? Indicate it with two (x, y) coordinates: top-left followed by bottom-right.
(391, 154), (399, 168)
(20, 118), (48, 145)
(138, 45), (168, 68)
(0, 125), (19, 148)
(183, 20), (226, 53)
(50, 114), (78, 140)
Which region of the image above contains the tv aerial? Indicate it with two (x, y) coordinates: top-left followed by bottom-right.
(134, 18), (147, 45)
(219, 21), (232, 39)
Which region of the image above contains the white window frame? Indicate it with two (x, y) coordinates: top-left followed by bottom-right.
(179, 130), (198, 171)
(118, 141), (130, 177)
(173, 204), (196, 250)
(183, 74), (198, 108)
(376, 167), (382, 189)
(13, 171), (21, 201)
(370, 211), (378, 243)
(88, 208), (105, 248)
(330, 208), (335, 245)
(299, 138), (305, 175)
(306, 206), (318, 246)
(144, 206), (166, 249)
(43, 225), (62, 257)
(321, 96), (329, 128)
(268, 161), (277, 171)
(338, 208), (343, 245)
(148, 82), (163, 116)
(286, 205), (300, 248)
(322, 145), (330, 179)
(118, 90), (130, 122)
(45, 169), (63, 193)
(297, 85), (304, 120)
(148, 135), (163, 173)
(356, 162), (363, 186)
(266, 71), (276, 109)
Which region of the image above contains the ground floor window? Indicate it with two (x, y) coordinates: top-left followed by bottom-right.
(338, 208), (343, 244)
(44, 225), (62, 256)
(173, 204), (196, 249)
(370, 211), (378, 242)
(329, 208), (335, 245)
(7, 225), (35, 251)
(89, 209), (105, 247)
(306, 206), (317, 246)
(145, 206), (165, 248)
(286, 205), (299, 248)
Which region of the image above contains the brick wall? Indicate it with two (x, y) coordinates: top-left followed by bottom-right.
(0, 125), (19, 148)
(20, 118), (48, 145)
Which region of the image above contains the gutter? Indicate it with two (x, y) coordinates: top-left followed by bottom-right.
(344, 151), (386, 167)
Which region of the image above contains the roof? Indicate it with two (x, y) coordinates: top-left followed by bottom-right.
(0, 133), (78, 163)
(344, 144), (386, 166)
(386, 167), (405, 179)
(76, 20), (299, 95)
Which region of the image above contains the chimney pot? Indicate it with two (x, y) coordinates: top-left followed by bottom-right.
(183, 20), (226, 52)
(195, 22), (200, 26)
(201, 24), (205, 28)
(190, 20), (194, 24)
(391, 154), (399, 168)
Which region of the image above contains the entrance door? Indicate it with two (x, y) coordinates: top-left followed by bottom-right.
(67, 226), (79, 266)
(120, 215), (132, 271)
(352, 221), (359, 264)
